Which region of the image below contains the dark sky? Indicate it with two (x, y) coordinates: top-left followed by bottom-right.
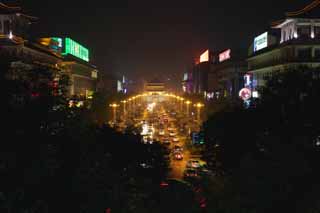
(3, 0), (311, 84)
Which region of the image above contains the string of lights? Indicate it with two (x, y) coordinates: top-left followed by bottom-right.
(286, 0), (320, 16)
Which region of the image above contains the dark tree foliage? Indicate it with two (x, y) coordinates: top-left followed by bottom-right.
(0, 63), (170, 213)
(203, 67), (320, 212)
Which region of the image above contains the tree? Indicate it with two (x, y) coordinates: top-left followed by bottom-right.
(203, 67), (320, 212)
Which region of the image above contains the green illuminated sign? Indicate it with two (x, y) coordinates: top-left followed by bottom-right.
(64, 38), (89, 62)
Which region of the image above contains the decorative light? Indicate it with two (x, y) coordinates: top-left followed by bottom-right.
(9, 31), (13, 39)
(239, 88), (252, 101)
(311, 31), (315, 39)
(194, 103), (204, 108)
(109, 103), (119, 108)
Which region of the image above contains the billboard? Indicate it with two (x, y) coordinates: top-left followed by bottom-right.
(200, 49), (209, 63)
(219, 49), (231, 62)
(117, 80), (123, 92)
(183, 73), (188, 81)
(254, 32), (268, 52)
(64, 38), (89, 62)
(38, 37), (63, 53)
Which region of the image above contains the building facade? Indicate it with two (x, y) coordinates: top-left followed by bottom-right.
(188, 49), (246, 101)
(207, 49), (246, 100)
(247, 1), (320, 92)
(144, 79), (165, 94)
(0, 3), (99, 100)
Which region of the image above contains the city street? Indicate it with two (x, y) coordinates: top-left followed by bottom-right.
(117, 93), (204, 180)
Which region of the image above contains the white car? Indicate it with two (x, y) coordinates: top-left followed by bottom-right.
(173, 137), (179, 142)
(169, 132), (177, 137)
(187, 159), (200, 168)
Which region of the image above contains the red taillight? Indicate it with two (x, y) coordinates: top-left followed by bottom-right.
(160, 182), (169, 187)
(31, 92), (40, 97)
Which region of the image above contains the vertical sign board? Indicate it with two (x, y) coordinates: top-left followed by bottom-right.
(254, 32), (268, 52)
(117, 80), (123, 92)
(64, 38), (89, 62)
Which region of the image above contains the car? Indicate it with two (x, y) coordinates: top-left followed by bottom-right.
(187, 159), (200, 169)
(172, 137), (179, 142)
(184, 169), (198, 178)
(198, 168), (214, 177)
(173, 145), (183, 153)
(163, 139), (170, 145)
(174, 152), (183, 160)
(159, 130), (165, 136)
(169, 132), (177, 137)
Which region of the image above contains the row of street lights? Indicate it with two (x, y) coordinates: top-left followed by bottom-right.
(109, 92), (205, 125)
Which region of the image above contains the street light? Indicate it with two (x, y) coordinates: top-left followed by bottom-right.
(121, 100), (127, 115)
(194, 102), (204, 124)
(185, 100), (192, 116)
(179, 97), (184, 111)
(109, 103), (119, 125)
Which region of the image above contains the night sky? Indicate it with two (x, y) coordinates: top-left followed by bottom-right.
(3, 0), (311, 85)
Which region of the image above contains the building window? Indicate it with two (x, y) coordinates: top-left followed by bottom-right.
(91, 70), (98, 79)
(315, 26), (320, 38)
(314, 49), (320, 59)
(297, 26), (311, 39)
(289, 28), (292, 39)
(3, 20), (10, 34)
(297, 48), (312, 60)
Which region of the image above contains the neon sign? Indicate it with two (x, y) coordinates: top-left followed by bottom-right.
(239, 88), (252, 101)
(200, 50), (209, 63)
(64, 38), (89, 62)
(219, 49), (231, 62)
(254, 32), (268, 52)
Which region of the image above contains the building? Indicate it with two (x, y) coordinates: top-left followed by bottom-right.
(247, 0), (320, 93)
(0, 3), (99, 100)
(0, 3), (37, 44)
(181, 72), (193, 94)
(207, 49), (247, 100)
(188, 48), (246, 101)
(191, 49), (214, 94)
(144, 78), (165, 94)
(39, 37), (98, 99)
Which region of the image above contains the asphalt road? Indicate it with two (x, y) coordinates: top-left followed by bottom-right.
(122, 101), (193, 179)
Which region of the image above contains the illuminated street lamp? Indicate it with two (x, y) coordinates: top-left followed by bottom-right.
(179, 97), (184, 111)
(109, 103), (119, 124)
(194, 102), (204, 124)
(121, 100), (127, 115)
(185, 100), (192, 116)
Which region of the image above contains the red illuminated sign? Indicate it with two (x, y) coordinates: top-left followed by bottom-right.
(239, 88), (252, 101)
(219, 49), (231, 62)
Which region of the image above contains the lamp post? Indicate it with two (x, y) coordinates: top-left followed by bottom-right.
(194, 102), (204, 125)
(109, 103), (119, 125)
(185, 100), (192, 116)
(180, 97), (184, 112)
(121, 100), (127, 116)
(128, 98), (132, 116)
